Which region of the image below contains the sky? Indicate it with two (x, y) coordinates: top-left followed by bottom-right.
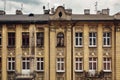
(0, 0), (120, 15)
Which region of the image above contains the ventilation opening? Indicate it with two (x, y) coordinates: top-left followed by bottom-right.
(59, 12), (62, 18)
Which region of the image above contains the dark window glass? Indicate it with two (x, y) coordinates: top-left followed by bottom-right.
(57, 32), (64, 47)
(36, 32), (44, 47)
(8, 32), (15, 47)
(22, 32), (29, 47)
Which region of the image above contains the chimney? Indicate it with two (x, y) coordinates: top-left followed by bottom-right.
(51, 7), (55, 14)
(0, 10), (5, 15)
(102, 8), (109, 15)
(84, 9), (90, 15)
(97, 10), (102, 15)
(16, 10), (22, 15)
(65, 9), (72, 14)
(44, 10), (50, 14)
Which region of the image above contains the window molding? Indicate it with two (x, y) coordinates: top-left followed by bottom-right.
(75, 32), (83, 47)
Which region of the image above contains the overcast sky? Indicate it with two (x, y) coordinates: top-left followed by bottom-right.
(0, 0), (120, 15)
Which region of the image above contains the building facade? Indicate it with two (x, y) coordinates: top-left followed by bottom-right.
(0, 6), (120, 80)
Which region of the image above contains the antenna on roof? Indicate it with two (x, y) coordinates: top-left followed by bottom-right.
(21, 3), (23, 11)
(4, 0), (6, 11)
(95, 1), (98, 13)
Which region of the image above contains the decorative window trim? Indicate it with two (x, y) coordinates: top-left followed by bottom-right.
(103, 32), (111, 47)
(36, 57), (44, 71)
(7, 57), (15, 71)
(75, 57), (83, 72)
(89, 32), (97, 47)
(56, 58), (65, 72)
(75, 32), (83, 47)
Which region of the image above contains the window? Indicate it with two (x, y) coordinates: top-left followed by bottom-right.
(57, 32), (64, 47)
(36, 32), (44, 47)
(89, 32), (97, 47)
(22, 32), (29, 47)
(75, 32), (83, 47)
(103, 32), (111, 47)
(36, 58), (44, 71)
(0, 33), (2, 46)
(103, 58), (111, 72)
(22, 58), (30, 70)
(8, 32), (15, 47)
(89, 57), (97, 71)
(56, 58), (65, 72)
(75, 58), (83, 72)
(8, 57), (15, 71)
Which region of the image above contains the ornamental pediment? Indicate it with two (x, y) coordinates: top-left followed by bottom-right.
(50, 6), (72, 20)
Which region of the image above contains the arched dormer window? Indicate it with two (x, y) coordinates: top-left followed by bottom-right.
(57, 32), (64, 47)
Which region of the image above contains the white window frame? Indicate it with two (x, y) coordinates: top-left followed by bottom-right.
(7, 57), (15, 71)
(89, 57), (97, 71)
(56, 58), (65, 72)
(103, 57), (111, 72)
(89, 32), (97, 47)
(75, 32), (83, 47)
(75, 57), (83, 72)
(22, 57), (30, 70)
(36, 57), (44, 71)
(103, 32), (111, 47)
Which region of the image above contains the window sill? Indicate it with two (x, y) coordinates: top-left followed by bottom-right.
(7, 46), (15, 48)
(7, 70), (15, 73)
(35, 70), (44, 72)
(103, 70), (112, 72)
(75, 45), (83, 48)
(56, 70), (65, 73)
(75, 70), (83, 72)
(21, 46), (29, 48)
(56, 46), (65, 48)
(89, 45), (97, 48)
(36, 46), (44, 48)
(103, 45), (111, 48)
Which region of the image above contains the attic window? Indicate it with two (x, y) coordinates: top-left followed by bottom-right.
(59, 12), (62, 18)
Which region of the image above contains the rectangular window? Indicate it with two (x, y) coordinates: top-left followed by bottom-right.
(89, 57), (97, 71)
(22, 58), (30, 70)
(103, 32), (111, 47)
(36, 58), (44, 71)
(8, 32), (15, 47)
(75, 32), (83, 47)
(75, 58), (83, 72)
(36, 32), (44, 47)
(56, 58), (65, 72)
(89, 32), (97, 47)
(22, 32), (29, 47)
(8, 57), (15, 71)
(0, 33), (2, 46)
(103, 58), (111, 72)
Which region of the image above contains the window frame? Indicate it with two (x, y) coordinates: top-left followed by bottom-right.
(22, 57), (30, 70)
(89, 32), (97, 47)
(22, 32), (29, 47)
(8, 32), (15, 47)
(56, 58), (65, 72)
(7, 57), (15, 71)
(75, 32), (83, 47)
(75, 57), (83, 72)
(103, 57), (111, 72)
(57, 32), (64, 47)
(89, 57), (97, 71)
(36, 32), (44, 47)
(36, 57), (44, 71)
(103, 32), (111, 47)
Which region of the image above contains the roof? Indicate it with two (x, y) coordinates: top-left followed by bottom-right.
(72, 14), (114, 21)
